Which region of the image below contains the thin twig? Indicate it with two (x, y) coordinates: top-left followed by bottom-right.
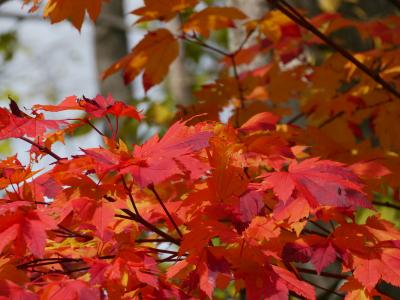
(136, 238), (169, 243)
(116, 210), (181, 246)
(318, 111), (344, 128)
(231, 55), (246, 110)
(373, 201), (400, 210)
(181, 34), (230, 57)
(86, 119), (105, 136)
(233, 29), (256, 55)
(302, 278), (344, 298)
(19, 137), (63, 161)
(297, 267), (348, 279)
(318, 97), (394, 128)
(121, 176), (140, 215)
(286, 112), (305, 125)
(144, 247), (181, 255)
(148, 184), (183, 238)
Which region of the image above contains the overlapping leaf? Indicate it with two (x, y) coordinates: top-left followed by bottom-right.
(132, 0), (198, 23)
(102, 29), (179, 91)
(259, 158), (371, 208)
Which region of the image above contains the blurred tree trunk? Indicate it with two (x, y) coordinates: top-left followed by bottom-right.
(95, 0), (132, 101)
(166, 18), (192, 106)
(228, 0), (269, 71)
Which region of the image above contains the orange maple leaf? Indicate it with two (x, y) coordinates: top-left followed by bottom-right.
(183, 7), (247, 38)
(132, 0), (198, 23)
(44, 0), (105, 30)
(102, 29), (179, 91)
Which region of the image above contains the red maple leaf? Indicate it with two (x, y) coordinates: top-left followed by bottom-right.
(259, 158), (371, 208)
(0, 105), (66, 140)
(119, 120), (212, 187)
(33, 95), (142, 120)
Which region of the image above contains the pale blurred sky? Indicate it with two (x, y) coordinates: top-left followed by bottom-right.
(0, 0), (144, 164)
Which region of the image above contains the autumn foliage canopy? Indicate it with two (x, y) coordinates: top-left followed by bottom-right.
(1, 0), (400, 299)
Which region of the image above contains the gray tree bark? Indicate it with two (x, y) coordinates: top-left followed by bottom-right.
(166, 18), (192, 106)
(95, 0), (132, 101)
(228, 0), (269, 71)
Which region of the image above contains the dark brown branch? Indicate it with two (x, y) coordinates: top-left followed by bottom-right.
(373, 201), (400, 210)
(233, 29), (256, 55)
(17, 255), (115, 270)
(144, 247), (181, 255)
(318, 111), (344, 128)
(302, 278), (344, 298)
(17, 257), (81, 269)
(231, 55), (246, 110)
(318, 97), (394, 128)
(148, 184), (183, 239)
(54, 225), (93, 241)
(86, 119), (105, 136)
(156, 254), (179, 263)
(19, 137), (63, 161)
(268, 0), (400, 100)
(286, 112), (305, 125)
(136, 238), (169, 243)
(297, 267), (348, 279)
(121, 176), (140, 215)
(181, 34), (230, 57)
(116, 209), (181, 246)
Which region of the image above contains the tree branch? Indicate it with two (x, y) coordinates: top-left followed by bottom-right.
(121, 176), (140, 216)
(19, 137), (63, 161)
(297, 267), (348, 279)
(267, 0), (400, 100)
(116, 209), (181, 246)
(373, 201), (400, 210)
(148, 184), (183, 239)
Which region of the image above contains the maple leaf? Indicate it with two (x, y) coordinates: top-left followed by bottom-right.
(238, 111), (280, 134)
(0, 103), (66, 140)
(310, 241), (337, 274)
(86, 250), (159, 290)
(352, 246), (400, 291)
(243, 216), (280, 242)
(43, 0), (104, 30)
(272, 266), (316, 300)
(183, 7), (247, 38)
(33, 95), (142, 121)
(67, 197), (116, 240)
(238, 190), (264, 223)
(0, 280), (38, 300)
(349, 160), (391, 179)
(119, 120), (212, 187)
(0, 210), (55, 258)
(102, 29), (179, 91)
(39, 279), (101, 299)
(0, 157), (38, 189)
(195, 249), (230, 298)
(132, 0), (198, 23)
(259, 158), (371, 208)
